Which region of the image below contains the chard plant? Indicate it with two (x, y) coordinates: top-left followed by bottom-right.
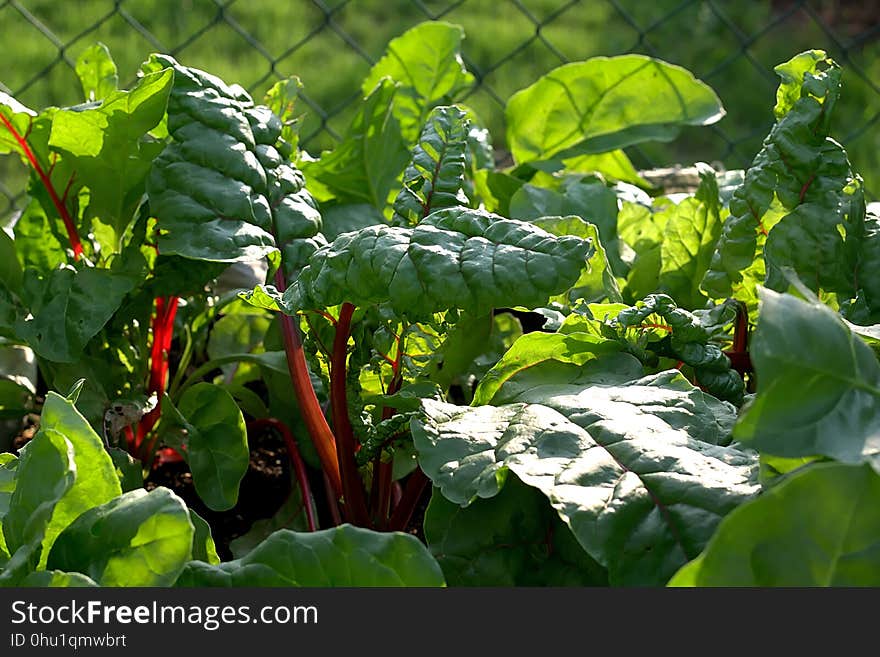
(0, 21), (878, 587)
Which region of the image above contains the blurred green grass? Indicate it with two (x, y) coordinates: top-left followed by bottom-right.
(2, 0), (879, 219)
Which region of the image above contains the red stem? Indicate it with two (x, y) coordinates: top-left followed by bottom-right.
(372, 368), (403, 526)
(273, 269), (342, 497)
(137, 295), (179, 462)
(248, 418), (317, 532)
(0, 112), (83, 260)
(330, 302), (370, 527)
(323, 471), (343, 526)
(387, 469), (430, 532)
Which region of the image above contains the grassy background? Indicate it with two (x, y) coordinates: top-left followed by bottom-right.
(2, 0), (879, 218)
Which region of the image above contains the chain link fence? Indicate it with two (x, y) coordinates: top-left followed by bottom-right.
(2, 0), (879, 219)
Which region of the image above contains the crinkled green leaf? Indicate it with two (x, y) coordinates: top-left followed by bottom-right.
(509, 178), (625, 277)
(506, 55), (724, 165)
(47, 487), (193, 587)
(612, 294), (745, 404)
(532, 216), (623, 304)
(49, 68), (172, 241)
(670, 463), (880, 586)
(393, 105), (470, 225)
(425, 476), (607, 586)
(413, 371), (757, 585)
(15, 265), (136, 363)
(303, 79), (409, 210)
(161, 383), (249, 511)
(734, 288), (880, 469)
(362, 21), (475, 142)
(285, 207), (592, 320)
(702, 51), (864, 309)
(75, 43), (118, 102)
(176, 524), (445, 587)
(144, 55), (324, 271)
(657, 163), (724, 309)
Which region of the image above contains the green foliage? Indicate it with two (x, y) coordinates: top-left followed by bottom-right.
(505, 55), (724, 166)
(160, 383), (249, 512)
(734, 288), (880, 468)
(670, 463), (880, 586)
(2, 25), (878, 588)
(176, 524), (445, 587)
(362, 21), (475, 143)
(284, 207), (593, 320)
(413, 372), (757, 585)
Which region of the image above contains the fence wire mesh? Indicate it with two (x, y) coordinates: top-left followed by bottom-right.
(1, 0), (879, 219)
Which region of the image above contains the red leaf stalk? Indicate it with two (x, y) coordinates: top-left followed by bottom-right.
(0, 113), (83, 260)
(273, 269), (343, 497)
(137, 294), (179, 461)
(330, 302), (370, 527)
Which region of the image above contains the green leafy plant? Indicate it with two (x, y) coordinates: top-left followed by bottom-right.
(1, 21), (877, 587)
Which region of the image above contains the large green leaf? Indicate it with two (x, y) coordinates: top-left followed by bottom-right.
(144, 55), (324, 270)
(657, 164), (724, 309)
(472, 332), (625, 406)
(47, 487), (193, 587)
(425, 476), (607, 586)
(361, 21), (475, 142)
(701, 51), (865, 310)
(531, 216), (623, 304)
(161, 383), (249, 512)
(611, 294), (745, 404)
(669, 463), (880, 586)
(392, 105), (470, 225)
(509, 178), (625, 277)
(176, 524), (445, 587)
(35, 392), (121, 567)
(284, 207), (592, 320)
(413, 371), (758, 585)
(506, 55), (724, 165)
(734, 288), (880, 468)
(14, 265), (136, 363)
(303, 79), (409, 210)
(49, 68), (172, 242)
(1, 431), (74, 576)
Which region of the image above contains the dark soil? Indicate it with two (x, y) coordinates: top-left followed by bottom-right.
(146, 425), (292, 561)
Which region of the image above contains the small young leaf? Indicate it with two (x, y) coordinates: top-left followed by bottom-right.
(161, 383), (249, 512)
(362, 21), (475, 142)
(393, 105), (470, 225)
(75, 43), (119, 103)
